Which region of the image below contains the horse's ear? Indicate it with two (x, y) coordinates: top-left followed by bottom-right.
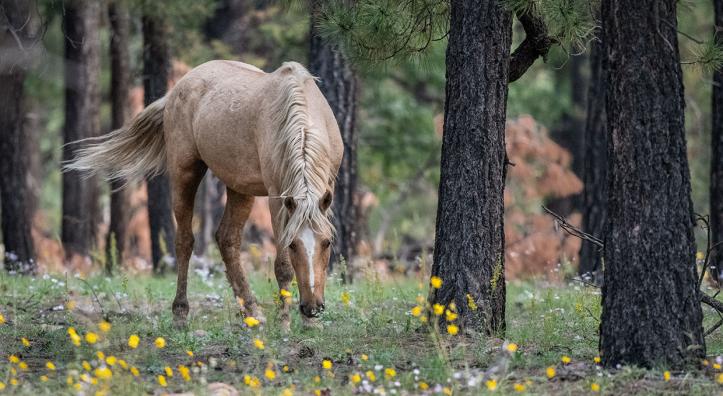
(320, 190), (333, 211)
(284, 197), (296, 212)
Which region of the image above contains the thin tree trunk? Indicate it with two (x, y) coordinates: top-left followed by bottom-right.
(62, 0), (101, 260)
(429, 0), (511, 334)
(579, 38), (607, 280)
(309, 0), (358, 280)
(106, 1), (132, 274)
(143, 14), (175, 273)
(713, 0), (723, 282)
(600, 0), (705, 367)
(0, 0), (40, 273)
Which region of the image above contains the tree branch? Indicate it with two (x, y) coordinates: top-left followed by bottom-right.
(508, 9), (557, 83)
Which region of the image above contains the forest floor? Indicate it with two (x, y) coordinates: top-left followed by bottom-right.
(0, 267), (722, 395)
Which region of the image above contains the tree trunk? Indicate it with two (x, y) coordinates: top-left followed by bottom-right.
(578, 38), (607, 280)
(713, 0), (723, 282)
(309, 0), (358, 280)
(0, 0), (40, 273)
(143, 14), (175, 273)
(106, 1), (132, 274)
(429, 0), (511, 334)
(62, 0), (101, 260)
(600, 0), (705, 367)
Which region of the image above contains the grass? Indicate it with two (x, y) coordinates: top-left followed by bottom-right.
(0, 267), (722, 395)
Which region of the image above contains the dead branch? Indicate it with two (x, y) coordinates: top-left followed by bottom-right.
(509, 9), (557, 83)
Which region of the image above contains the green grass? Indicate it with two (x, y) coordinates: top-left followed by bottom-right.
(0, 269), (721, 395)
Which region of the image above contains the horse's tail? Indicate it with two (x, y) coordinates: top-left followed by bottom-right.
(64, 96), (167, 183)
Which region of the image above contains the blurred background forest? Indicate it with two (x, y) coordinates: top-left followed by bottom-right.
(3, 0), (717, 280)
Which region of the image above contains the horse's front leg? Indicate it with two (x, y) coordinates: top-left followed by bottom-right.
(274, 253), (294, 333)
(215, 190), (264, 322)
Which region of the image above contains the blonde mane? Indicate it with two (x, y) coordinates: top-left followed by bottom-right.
(271, 62), (334, 248)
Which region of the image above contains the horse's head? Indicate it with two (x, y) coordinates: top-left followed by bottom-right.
(283, 191), (334, 318)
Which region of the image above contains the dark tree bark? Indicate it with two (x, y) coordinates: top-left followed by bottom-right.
(204, 0), (249, 53)
(309, 0), (358, 279)
(579, 38), (607, 279)
(0, 0), (40, 273)
(106, 1), (132, 274)
(600, 0), (705, 368)
(62, 0), (101, 260)
(429, 0), (511, 334)
(713, 0), (723, 282)
(143, 14), (175, 273)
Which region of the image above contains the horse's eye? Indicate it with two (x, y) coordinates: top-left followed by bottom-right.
(322, 240), (331, 249)
(289, 242), (297, 250)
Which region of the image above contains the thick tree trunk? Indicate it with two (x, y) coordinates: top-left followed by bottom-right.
(106, 1), (132, 273)
(713, 0), (723, 282)
(204, 0), (249, 53)
(600, 0), (705, 367)
(309, 0), (358, 279)
(143, 15), (175, 273)
(62, 0), (101, 260)
(429, 0), (511, 334)
(578, 39), (607, 279)
(0, 0), (40, 273)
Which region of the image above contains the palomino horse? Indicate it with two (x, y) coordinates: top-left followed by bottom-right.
(67, 61), (343, 329)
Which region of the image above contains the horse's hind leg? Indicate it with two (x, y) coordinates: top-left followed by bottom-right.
(215, 190), (263, 321)
(170, 161), (207, 326)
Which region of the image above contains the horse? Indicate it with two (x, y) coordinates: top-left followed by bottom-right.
(66, 60), (343, 330)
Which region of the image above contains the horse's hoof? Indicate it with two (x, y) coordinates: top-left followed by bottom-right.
(301, 316), (322, 330)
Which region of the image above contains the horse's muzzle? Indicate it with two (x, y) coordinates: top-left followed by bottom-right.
(300, 302), (325, 318)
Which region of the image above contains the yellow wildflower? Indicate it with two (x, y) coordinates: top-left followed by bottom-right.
(717, 373), (723, 384)
(506, 343), (518, 353)
(46, 361), (56, 370)
(280, 289), (292, 299)
(419, 382), (429, 390)
(366, 370), (376, 382)
(513, 383), (526, 392)
(322, 359), (333, 370)
(280, 388), (294, 396)
(433, 303), (445, 316)
(253, 338), (265, 350)
(591, 383), (600, 392)
(341, 291), (351, 306)
(18, 361), (28, 370)
(85, 332), (98, 344)
(8, 355), (19, 364)
(186, 350), (194, 357)
(98, 321), (111, 333)
(106, 356), (117, 366)
(351, 373), (362, 384)
(384, 367), (397, 378)
(265, 368), (277, 380)
(546, 366), (556, 379)
(94, 367), (112, 380)
(485, 379), (497, 391)
(0, 382), (5, 390)
(10, 379), (19, 386)
(283, 365), (290, 372)
(313, 375), (321, 383)
(157, 375), (167, 387)
(696, 251), (705, 260)
(65, 300), (76, 310)
(714, 363), (722, 370)
(154, 337), (166, 349)
(561, 355), (571, 364)
(361, 354), (369, 361)
(96, 351), (105, 360)
(40, 375), (49, 382)
(447, 324), (459, 335)
(0, 313), (5, 325)
(594, 356), (601, 364)
(430, 276), (443, 289)
(118, 359), (128, 369)
(178, 365), (191, 381)
(445, 310), (458, 322)
(165, 366), (173, 377)
(411, 306), (422, 317)
(244, 316), (260, 327)
(442, 386), (453, 395)
(663, 371), (671, 381)
(21, 337), (30, 347)
(128, 334), (140, 349)
(130, 367), (140, 377)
